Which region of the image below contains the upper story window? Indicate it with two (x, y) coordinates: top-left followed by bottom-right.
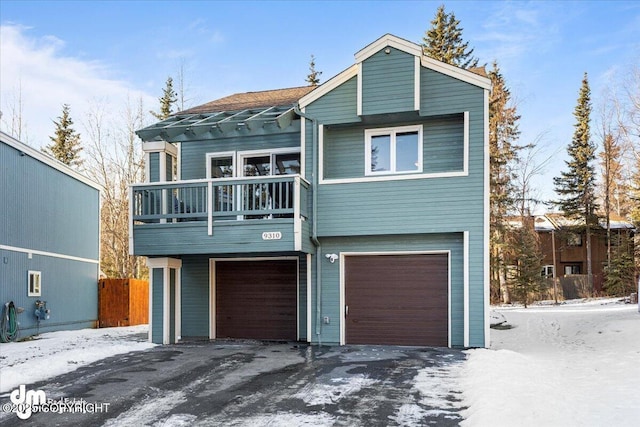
(365, 125), (423, 176)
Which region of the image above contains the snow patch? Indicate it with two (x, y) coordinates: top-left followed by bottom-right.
(294, 374), (378, 406)
(0, 325), (155, 393)
(102, 389), (186, 427)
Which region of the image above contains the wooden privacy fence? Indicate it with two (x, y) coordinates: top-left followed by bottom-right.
(98, 279), (149, 328)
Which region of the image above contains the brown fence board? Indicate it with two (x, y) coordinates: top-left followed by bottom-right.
(98, 279), (149, 327)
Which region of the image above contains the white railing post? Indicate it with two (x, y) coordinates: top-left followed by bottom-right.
(207, 180), (213, 236)
(161, 188), (167, 224)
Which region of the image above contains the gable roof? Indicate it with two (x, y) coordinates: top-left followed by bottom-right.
(299, 33), (491, 108)
(179, 86), (315, 115)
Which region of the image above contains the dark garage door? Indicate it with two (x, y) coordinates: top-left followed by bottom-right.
(216, 260), (297, 340)
(345, 254), (448, 346)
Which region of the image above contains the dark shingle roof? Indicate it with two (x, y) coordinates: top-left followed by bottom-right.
(179, 86), (316, 115)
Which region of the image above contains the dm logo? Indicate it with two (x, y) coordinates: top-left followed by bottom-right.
(10, 384), (46, 420)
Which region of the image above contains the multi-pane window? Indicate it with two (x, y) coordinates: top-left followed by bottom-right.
(28, 271), (41, 296)
(365, 125), (422, 175)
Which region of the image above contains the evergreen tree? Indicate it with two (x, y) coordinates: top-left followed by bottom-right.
(553, 73), (598, 292)
(603, 233), (635, 296)
(306, 54), (322, 86)
(151, 77), (178, 120)
(422, 4), (479, 69)
(488, 61), (521, 303)
(509, 217), (544, 307)
(43, 104), (82, 168)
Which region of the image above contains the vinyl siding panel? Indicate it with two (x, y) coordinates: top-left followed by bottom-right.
(362, 48), (415, 115)
(151, 268), (164, 344)
(149, 152), (160, 182)
(0, 249), (98, 335)
(305, 77), (358, 124)
(1, 141), (100, 261)
(180, 128), (301, 180)
(421, 68), (484, 116)
(312, 234), (465, 346)
(180, 256), (210, 337)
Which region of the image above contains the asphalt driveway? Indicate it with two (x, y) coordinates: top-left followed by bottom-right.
(1, 336), (467, 426)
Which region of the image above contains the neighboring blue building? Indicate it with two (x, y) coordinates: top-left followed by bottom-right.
(132, 34), (490, 347)
(0, 131), (101, 339)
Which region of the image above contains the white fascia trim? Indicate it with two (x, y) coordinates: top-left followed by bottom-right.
(339, 250), (451, 347)
(357, 63), (363, 116)
(0, 244), (99, 264)
(143, 141), (178, 157)
(175, 268), (182, 342)
(300, 113), (306, 180)
(148, 269), (153, 343)
(463, 231), (470, 348)
(414, 56), (421, 111)
(299, 64), (358, 108)
(144, 152), (151, 182)
(318, 125), (325, 182)
(320, 170), (467, 185)
(354, 34), (422, 63)
(483, 89), (491, 348)
(1, 132), (102, 191)
(464, 111), (470, 173)
(294, 177), (302, 251)
(163, 267), (170, 344)
(159, 152), (167, 183)
(420, 56), (491, 90)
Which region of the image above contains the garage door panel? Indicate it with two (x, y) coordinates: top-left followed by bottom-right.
(345, 254), (448, 346)
(216, 260), (296, 340)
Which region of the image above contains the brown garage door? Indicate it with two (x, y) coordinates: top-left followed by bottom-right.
(216, 260), (297, 340)
(345, 254), (448, 346)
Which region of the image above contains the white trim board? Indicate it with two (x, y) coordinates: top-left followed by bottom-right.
(0, 244), (99, 265)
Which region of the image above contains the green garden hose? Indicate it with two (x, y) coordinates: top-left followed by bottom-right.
(0, 301), (19, 342)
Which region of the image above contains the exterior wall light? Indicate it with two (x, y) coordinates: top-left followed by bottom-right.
(325, 253), (338, 263)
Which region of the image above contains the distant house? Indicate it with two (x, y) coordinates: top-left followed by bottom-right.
(535, 213), (635, 295)
(0, 131), (101, 340)
(131, 34), (491, 348)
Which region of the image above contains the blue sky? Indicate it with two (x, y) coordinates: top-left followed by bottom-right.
(1, 0), (639, 207)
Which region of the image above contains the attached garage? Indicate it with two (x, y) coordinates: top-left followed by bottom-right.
(344, 253), (449, 346)
(214, 259), (298, 341)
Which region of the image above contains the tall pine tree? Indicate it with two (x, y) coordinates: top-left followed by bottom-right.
(306, 54), (322, 86)
(422, 4), (479, 69)
(553, 73), (598, 292)
(488, 61), (521, 303)
(44, 104), (82, 168)
(151, 77), (178, 120)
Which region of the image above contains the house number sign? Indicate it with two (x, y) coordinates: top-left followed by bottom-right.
(262, 231), (282, 240)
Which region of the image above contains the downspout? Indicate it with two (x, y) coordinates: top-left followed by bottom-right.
(294, 105), (322, 345)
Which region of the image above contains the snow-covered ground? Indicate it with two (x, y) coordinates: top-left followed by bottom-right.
(462, 298), (640, 426)
(0, 325), (155, 393)
(1, 299), (639, 426)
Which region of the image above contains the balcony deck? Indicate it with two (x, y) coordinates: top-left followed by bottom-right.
(130, 175), (312, 256)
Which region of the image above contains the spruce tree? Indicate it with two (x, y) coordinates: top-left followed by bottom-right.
(553, 73), (598, 292)
(306, 54), (322, 86)
(488, 61), (521, 303)
(151, 77), (178, 120)
(44, 104), (83, 168)
(510, 217), (544, 307)
(422, 4), (479, 69)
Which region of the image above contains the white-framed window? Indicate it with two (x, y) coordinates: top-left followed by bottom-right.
(365, 125), (423, 176)
(541, 265), (554, 278)
(28, 271), (41, 297)
(206, 151), (236, 179)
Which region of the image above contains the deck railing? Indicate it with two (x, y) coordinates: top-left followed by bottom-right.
(131, 175), (309, 235)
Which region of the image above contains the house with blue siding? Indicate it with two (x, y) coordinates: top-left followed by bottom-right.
(0, 131), (101, 340)
(132, 34), (490, 348)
